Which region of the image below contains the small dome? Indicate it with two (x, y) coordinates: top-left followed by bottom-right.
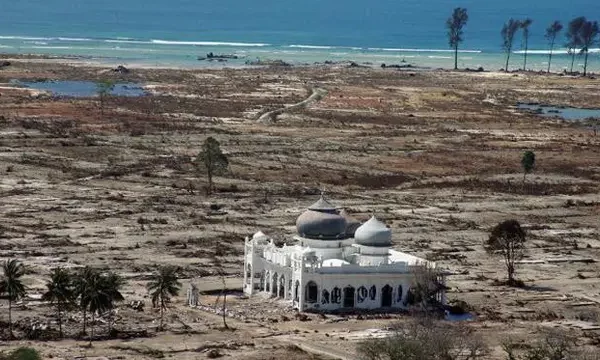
(296, 209), (347, 239)
(308, 195), (338, 212)
(252, 231), (267, 240)
(340, 209), (360, 237)
(354, 216), (392, 247)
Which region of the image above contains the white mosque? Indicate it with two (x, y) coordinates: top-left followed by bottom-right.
(243, 195), (446, 312)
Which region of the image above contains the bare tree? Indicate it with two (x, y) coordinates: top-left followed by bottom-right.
(520, 18), (533, 71)
(502, 19), (522, 71)
(485, 220), (526, 286)
(502, 329), (579, 360)
(212, 240), (229, 329)
(96, 80), (115, 115)
(545, 21), (563, 73)
(406, 264), (446, 315)
(357, 318), (487, 360)
(446, 8), (469, 70)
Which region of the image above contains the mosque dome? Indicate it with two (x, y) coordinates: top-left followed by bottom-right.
(354, 216), (392, 247)
(340, 209), (361, 237)
(296, 195), (347, 239)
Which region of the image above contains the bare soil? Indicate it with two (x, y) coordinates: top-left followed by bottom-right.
(0, 59), (599, 359)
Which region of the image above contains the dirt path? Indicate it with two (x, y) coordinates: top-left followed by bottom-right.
(258, 87), (327, 123)
(281, 338), (355, 360)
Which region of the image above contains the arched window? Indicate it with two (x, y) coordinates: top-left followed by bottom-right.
(405, 287), (418, 306)
(265, 272), (270, 292)
(272, 273), (278, 295)
(294, 281), (300, 302)
(343, 286), (355, 308)
(306, 281), (318, 303)
(397, 285), (403, 303)
(321, 289), (330, 304)
(279, 276), (286, 298)
(331, 287), (341, 304)
(357, 286), (368, 303)
(369, 285), (377, 300)
(381, 285), (393, 307)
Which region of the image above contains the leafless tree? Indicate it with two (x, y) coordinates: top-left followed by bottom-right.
(357, 318), (488, 360)
(407, 264), (446, 314)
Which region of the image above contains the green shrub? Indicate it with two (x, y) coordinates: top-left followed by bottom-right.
(4, 347), (42, 360)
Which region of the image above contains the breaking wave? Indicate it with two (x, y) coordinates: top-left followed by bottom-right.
(288, 44), (334, 49)
(150, 39), (270, 47)
(368, 47), (482, 53)
(513, 48), (600, 54)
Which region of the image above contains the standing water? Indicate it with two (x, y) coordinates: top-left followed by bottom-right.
(11, 80), (146, 98)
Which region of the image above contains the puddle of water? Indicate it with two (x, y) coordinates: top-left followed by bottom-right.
(445, 311), (475, 322)
(517, 103), (600, 121)
(11, 80), (147, 98)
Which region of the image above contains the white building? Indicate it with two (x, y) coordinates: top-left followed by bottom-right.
(243, 195), (445, 312)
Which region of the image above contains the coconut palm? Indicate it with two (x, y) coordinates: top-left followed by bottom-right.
(73, 267), (98, 339)
(501, 19), (522, 72)
(85, 272), (111, 345)
(147, 266), (181, 330)
(520, 18), (533, 71)
(102, 271), (125, 335)
(566, 17), (586, 73)
(0, 259), (27, 337)
(545, 21), (563, 73)
(42, 267), (75, 338)
(579, 20), (599, 76)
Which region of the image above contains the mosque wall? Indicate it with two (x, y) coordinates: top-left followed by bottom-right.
(299, 273), (412, 311)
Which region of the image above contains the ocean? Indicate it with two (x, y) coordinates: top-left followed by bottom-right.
(0, 0), (599, 71)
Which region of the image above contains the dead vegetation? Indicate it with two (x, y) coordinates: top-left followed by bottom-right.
(0, 61), (599, 359)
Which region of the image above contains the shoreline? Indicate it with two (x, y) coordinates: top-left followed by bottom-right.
(2, 38), (599, 72)
(1, 53), (598, 77)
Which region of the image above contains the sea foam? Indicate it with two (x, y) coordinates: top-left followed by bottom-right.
(151, 39), (269, 47)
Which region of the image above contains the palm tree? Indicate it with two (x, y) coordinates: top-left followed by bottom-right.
(42, 268), (75, 338)
(73, 267), (97, 339)
(566, 17), (586, 73)
(520, 18), (533, 71)
(0, 259), (27, 337)
(147, 266), (181, 331)
(102, 271), (125, 335)
(545, 21), (563, 73)
(502, 19), (522, 72)
(85, 272), (111, 345)
(579, 20), (599, 76)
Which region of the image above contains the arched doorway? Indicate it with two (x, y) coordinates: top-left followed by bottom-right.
(397, 285), (403, 303)
(265, 271), (270, 292)
(381, 285), (393, 307)
(343, 286), (355, 308)
(272, 272), (278, 296)
(259, 270), (266, 291)
(279, 276), (286, 298)
(305, 281), (318, 303)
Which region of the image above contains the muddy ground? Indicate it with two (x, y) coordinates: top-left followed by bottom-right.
(0, 59), (599, 359)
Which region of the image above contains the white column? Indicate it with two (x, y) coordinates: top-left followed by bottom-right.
(243, 238), (248, 293)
